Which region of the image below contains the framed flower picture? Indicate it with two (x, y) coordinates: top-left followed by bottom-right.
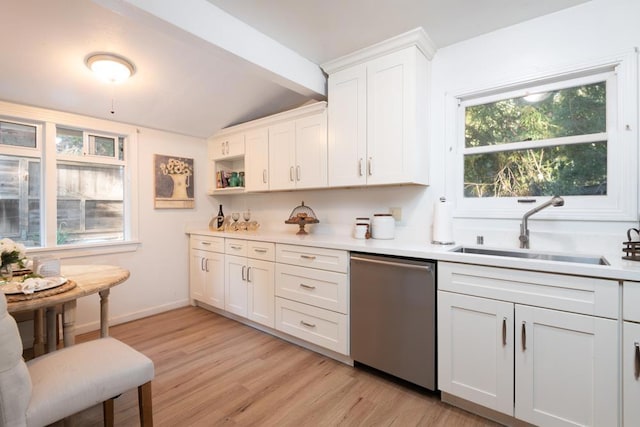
(154, 154), (195, 209)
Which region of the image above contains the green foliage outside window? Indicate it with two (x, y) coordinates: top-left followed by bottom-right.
(464, 82), (607, 197)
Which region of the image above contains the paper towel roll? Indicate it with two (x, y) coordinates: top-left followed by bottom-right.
(432, 197), (455, 245)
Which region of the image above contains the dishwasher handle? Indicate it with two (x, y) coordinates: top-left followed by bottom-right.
(351, 255), (432, 272)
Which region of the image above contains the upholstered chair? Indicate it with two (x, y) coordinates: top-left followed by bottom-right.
(0, 294), (154, 426)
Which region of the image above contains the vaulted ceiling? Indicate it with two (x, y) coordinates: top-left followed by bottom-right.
(0, 0), (590, 138)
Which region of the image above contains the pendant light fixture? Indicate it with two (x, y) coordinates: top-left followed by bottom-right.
(86, 53), (135, 83)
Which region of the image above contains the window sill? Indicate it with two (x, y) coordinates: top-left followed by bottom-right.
(26, 240), (141, 260)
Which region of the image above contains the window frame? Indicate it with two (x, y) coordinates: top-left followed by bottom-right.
(448, 50), (638, 222)
(0, 101), (139, 257)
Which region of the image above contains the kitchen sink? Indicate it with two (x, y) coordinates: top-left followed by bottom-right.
(451, 246), (609, 266)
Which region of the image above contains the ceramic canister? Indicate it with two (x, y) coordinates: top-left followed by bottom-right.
(371, 214), (395, 239)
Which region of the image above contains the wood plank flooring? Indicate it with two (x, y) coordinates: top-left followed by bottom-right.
(63, 306), (499, 426)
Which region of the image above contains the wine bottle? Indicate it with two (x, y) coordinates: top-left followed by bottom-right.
(217, 204), (224, 229)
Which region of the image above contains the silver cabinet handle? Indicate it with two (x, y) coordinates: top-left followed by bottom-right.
(502, 317), (507, 346)
(262, 169), (267, 184)
(200, 257), (205, 272)
(367, 157), (373, 176)
(300, 255), (316, 260)
(253, 248), (268, 253)
(205, 258), (210, 273)
(225, 141), (229, 155)
(221, 141), (225, 156)
(521, 321), (527, 351)
(300, 320), (316, 328)
(241, 265), (246, 281)
(289, 166), (294, 182)
(247, 267), (252, 283)
(635, 341), (640, 380)
(299, 283), (316, 290)
(201, 241), (211, 246)
(358, 158), (364, 176)
(296, 165), (301, 181)
(230, 245), (243, 250)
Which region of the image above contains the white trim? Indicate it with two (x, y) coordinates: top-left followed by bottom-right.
(448, 49), (638, 221)
(26, 240), (140, 259)
(321, 27), (436, 74)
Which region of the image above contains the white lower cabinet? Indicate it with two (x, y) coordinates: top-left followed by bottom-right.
(438, 292), (513, 415)
(274, 244), (349, 355)
(438, 262), (619, 427)
(189, 236), (225, 309)
(224, 240), (275, 327)
(624, 321), (640, 426)
(623, 282), (640, 427)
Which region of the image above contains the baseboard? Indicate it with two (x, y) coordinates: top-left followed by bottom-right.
(73, 299), (191, 335)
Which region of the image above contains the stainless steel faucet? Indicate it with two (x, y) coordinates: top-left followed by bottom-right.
(519, 196), (564, 249)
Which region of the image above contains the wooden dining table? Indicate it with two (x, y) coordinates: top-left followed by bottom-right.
(6, 264), (130, 355)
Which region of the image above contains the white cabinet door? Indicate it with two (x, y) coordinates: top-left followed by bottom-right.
(515, 305), (618, 427)
(189, 249), (206, 304)
(268, 121), (296, 190)
(366, 47), (416, 186)
(247, 259), (275, 328)
(202, 252), (225, 310)
(295, 110), (327, 189)
(225, 254), (248, 317)
(327, 64), (367, 187)
(245, 127), (269, 192)
(624, 321), (640, 427)
(438, 291), (514, 415)
(210, 133), (245, 160)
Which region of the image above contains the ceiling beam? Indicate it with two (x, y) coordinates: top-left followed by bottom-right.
(94, 0), (327, 98)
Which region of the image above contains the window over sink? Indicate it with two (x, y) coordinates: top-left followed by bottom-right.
(451, 50), (638, 221)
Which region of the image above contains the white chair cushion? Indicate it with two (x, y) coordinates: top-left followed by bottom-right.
(0, 295), (32, 427)
(26, 337), (154, 427)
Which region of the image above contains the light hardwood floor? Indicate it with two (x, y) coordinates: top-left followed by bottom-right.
(63, 306), (499, 426)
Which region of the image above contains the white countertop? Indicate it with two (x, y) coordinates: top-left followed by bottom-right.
(187, 229), (640, 282)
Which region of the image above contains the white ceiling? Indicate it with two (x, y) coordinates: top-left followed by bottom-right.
(0, 0), (590, 139)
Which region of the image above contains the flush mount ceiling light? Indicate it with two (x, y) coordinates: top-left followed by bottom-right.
(86, 53), (135, 83)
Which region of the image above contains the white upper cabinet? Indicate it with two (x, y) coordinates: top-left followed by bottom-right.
(244, 128), (269, 192)
(268, 105), (327, 191)
(323, 28), (434, 187)
(210, 133), (245, 160)
(268, 121), (296, 190)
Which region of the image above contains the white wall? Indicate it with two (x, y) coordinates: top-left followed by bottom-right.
(430, 0), (640, 258)
(67, 126), (214, 333)
(44, 0), (640, 334)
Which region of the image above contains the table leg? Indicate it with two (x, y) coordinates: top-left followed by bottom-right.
(46, 307), (57, 352)
(99, 289), (110, 337)
(33, 309), (45, 357)
(62, 300), (77, 347)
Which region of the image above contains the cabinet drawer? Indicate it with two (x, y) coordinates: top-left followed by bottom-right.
(439, 262), (619, 319)
(225, 239), (248, 257)
(190, 235), (224, 253)
(247, 241), (275, 261)
(276, 264), (348, 313)
(275, 297), (348, 355)
(276, 244), (348, 273)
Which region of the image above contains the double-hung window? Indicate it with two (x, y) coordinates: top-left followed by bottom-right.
(56, 127), (126, 245)
(453, 52), (637, 221)
(0, 103), (137, 253)
(0, 120), (42, 245)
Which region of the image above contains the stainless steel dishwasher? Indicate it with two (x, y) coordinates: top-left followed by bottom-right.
(350, 253), (436, 390)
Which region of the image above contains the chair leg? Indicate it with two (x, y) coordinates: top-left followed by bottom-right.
(103, 398), (115, 427)
(138, 381), (153, 427)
